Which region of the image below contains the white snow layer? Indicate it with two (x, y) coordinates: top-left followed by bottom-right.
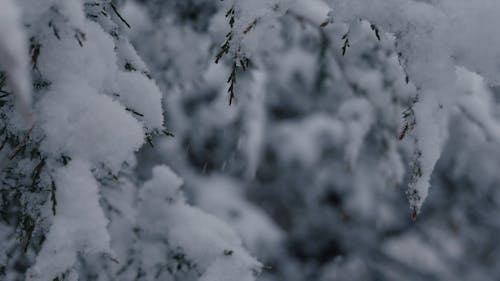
(27, 160), (111, 281)
(0, 0), (32, 119)
(138, 166), (262, 281)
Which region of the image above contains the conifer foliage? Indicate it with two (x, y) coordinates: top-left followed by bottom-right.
(3, 0), (500, 281)
(0, 1), (260, 280)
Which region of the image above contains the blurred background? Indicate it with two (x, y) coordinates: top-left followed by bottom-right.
(124, 1), (500, 280)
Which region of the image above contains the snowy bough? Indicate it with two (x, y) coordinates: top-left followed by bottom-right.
(0, 1), (260, 280)
(214, 0), (500, 218)
(2, 0), (500, 280)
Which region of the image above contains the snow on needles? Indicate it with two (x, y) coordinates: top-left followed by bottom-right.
(138, 166), (262, 281)
(0, 0), (32, 120)
(328, 0), (500, 214)
(27, 160), (111, 281)
(227, 0), (500, 214)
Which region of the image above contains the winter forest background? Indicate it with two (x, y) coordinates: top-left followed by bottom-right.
(2, 0), (500, 280)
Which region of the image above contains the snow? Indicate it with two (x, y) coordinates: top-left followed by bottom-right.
(26, 160), (111, 281)
(0, 0), (32, 120)
(38, 78), (144, 172)
(272, 114), (344, 166)
(193, 175), (284, 256)
(36, 21), (117, 92)
(220, 0), (500, 213)
(288, 0), (332, 26)
(241, 70), (267, 179)
(322, 0), (500, 213)
(383, 233), (450, 277)
(3, 1), (500, 280)
(34, 18), (163, 172)
(115, 71), (164, 131)
(138, 166), (261, 280)
(338, 98), (374, 169)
